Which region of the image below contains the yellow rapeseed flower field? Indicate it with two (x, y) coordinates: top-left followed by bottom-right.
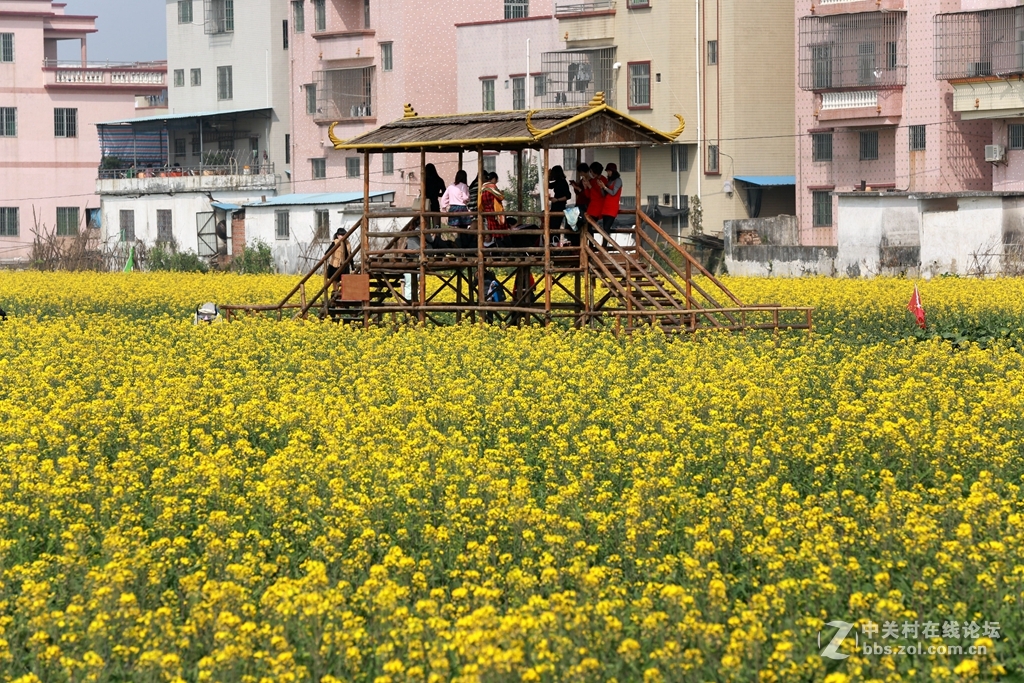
(0, 272), (1022, 682)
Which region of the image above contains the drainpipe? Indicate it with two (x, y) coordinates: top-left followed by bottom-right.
(695, 0), (702, 204)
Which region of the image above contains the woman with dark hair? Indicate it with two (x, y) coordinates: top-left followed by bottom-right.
(570, 162), (591, 217)
(548, 165), (572, 247)
(424, 163), (446, 247)
(601, 162), (623, 232)
(325, 227), (351, 292)
(480, 171), (505, 247)
(440, 169), (472, 249)
(585, 161), (606, 229)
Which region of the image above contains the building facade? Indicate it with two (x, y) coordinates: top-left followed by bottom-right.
(288, 0), (496, 207)
(0, 0), (166, 264)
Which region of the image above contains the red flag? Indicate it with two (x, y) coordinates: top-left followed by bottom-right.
(907, 284), (926, 329)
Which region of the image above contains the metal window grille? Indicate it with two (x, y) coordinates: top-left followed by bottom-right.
(512, 77), (527, 110)
(315, 210), (330, 240)
(306, 84), (317, 114)
(626, 0), (650, 7)
(0, 108), (15, 137)
(1011, 124), (1024, 150)
(54, 108), (77, 138)
(56, 207), (79, 236)
(707, 144), (719, 173)
(0, 208), (18, 237)
(178, 0), (193, 23)
(541, 48), (616, 108)
(563, 148), (577, 170)
(482, 79), (495, 111)
(381, 43), (393, 72)
(204, 0), (234, 34)
(174, 69), (185, 87)
(708, 40), (718, 66)
(312, 158), (326, 179)
(293, 1), (304, 32)
(217, 66), (233, 100)
(275, 210), (290, 240)
(382, 152), (394, 175)
(174, 138), (187, 157)
(812, 191), (832, 227)
(314, 0), (326, 31)
(283, 20), (289, 49)
(157, 210), (173, 241)
(505, 0), (529, 19)
(364, 0), (371, 28)
(0, 34), (13, 63)
(909, 125), (926, 151)
(812, 132), (833, 161)
(860, 130), (879, 160)
(315, 67), (374, 119)
(534, 75), (545, 97)
(798, 12), (907, 90)
(190, 68), (201, 86)
(629, 63), (651, 108)
(191, 134), (201, 156)
(346, 157), (361, 178)
(620, 196), (637, 210)
(285, 134), (291, 164)
(120, 210), (135, 242)
(935, 8), (1024, 80)
(619, 147), (636, 173)
(483, 155), (497, 174)
(671, 144), (688, 172)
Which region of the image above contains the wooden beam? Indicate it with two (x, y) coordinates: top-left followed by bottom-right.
(543, 147), (551, 322)
(419, 150), (427, 323)
(477, 147), (485, 313)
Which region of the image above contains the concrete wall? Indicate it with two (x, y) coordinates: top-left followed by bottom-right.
(245, 204), (362, 274)
(724, 215), (838, 276)
(920, 197), (1003, 277)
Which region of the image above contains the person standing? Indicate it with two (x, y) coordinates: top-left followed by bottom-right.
(424, 163), (446, 247)
(548, 165), (572, 247)
(480, 172), (505, 247)
(440, 170), (472, 249)
(326, 228), (351, 291)
(585, 162), (606, 231)
(601, 162), (623, 232)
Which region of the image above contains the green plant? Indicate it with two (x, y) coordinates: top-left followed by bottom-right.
(504, 157), (541, 215)
(231, 240), (275, 275)
(100, 156), (122, 170)
(147, 243), (209, 273)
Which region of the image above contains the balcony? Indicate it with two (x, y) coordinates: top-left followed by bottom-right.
(541, 47), (617, 108)
(809, 0), (904, 17)
(314, 67), (375, 123)
(935, 7), (1024, 81)
(555, 0), (615, 17)
(96, 164), (277, 196)
(43, 61), (167, 91)
(311, 29), (376, 62)
(816, 88), (902, 124)
(798, 12), (907, 91)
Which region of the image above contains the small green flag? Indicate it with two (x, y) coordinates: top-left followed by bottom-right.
(123, 246), (135, 273)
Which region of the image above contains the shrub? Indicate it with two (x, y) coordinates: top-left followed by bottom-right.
(148, 244), (209, 273)
(231, 239), (275, 275)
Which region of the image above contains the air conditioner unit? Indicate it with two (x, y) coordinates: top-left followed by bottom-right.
(968, 61), (993, 77)
(986, 144), (1006, 163)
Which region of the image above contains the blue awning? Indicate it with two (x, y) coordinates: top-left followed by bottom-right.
(211, 202), (242, 212)
(733, 175), (796, 186)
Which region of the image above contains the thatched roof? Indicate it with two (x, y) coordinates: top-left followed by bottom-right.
(330, 95), (685, 153)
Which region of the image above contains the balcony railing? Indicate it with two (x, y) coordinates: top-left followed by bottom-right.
(555, 0), (615, 16)
(43, 60), (167, 88)
(798, 12), (907, 90)
(821, 90), (877, 110)
(97, 163), (277, 195)
(541, 47), (617, 108)
(935, 7), (1024, 80)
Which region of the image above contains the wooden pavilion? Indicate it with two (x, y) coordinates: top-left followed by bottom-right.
(222, 95), (812, 333)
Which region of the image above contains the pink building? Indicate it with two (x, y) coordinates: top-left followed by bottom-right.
(288, 0), (498, 207)
(0, 0), (166, 264)
(794, 0), (994, 246)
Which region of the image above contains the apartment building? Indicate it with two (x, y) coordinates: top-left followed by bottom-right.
(289, 0), (495, 207)
(0, 0), (166, 264)
(534, 0), (796, 236)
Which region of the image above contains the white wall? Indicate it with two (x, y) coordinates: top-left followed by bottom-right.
(920, 198), (1004, 277)
(245, 204), (363, 274)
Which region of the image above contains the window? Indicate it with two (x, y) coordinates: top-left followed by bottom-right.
(381, 42), (393, 72)
(174, 69), (185, 87)
(671, 144), (688, 172)
(860, 130), (878, 160)
(482, 79), (496, 111)
(190, 68), (201, 86)
(707, 144), (719, 173)
(812, 45), (832, 89)
(0, 208), (18, 237)
(382, 152), (394, 175)
(275, 210), (290, 240)
(191, 135), (201, 156)
(315, 67), (374, 118)
(909, 125), (926, 151)
(505, 0), (528, 19)
(483, 155), (497, 174)
(812, 191), (832, 227)
(512, 76), (526, 110)
(56, 207), (79, 236)
(54, 108), (77, 138)
(285, 134), (291, 164)
(887, 41), (897, 71)
(306, 84), (317, 115)
(292, 1), (304, 32)
(314, 0), (326, 32)
(157, 210), (173, 242)
(0, 108), (15, 137)
(364, 0), (371, 28)
(707, 40), (718, 66)
(1010, 124), (1024, 150)
(315, 209), (330, 240)
(174, 138), (187, 157)
(178, 0), (193, 23)
(204, 0), (234, 33)
(628, 62), (651, 109)
(312, 158), (326, 179)
(618, 147), (636, 173)
(346, 157), (361, 178)
(812, 132), (833, 162)
(627, 0), (651, 7)
(219, 135), (234, 151)
(0, 33), (13, 63)
(534, 75), (545, 97)
(857, 42), (876, 85)
(283, 20), (289, 49)
(620, 196), (636, 210)
(120, 210), (135, 242)
(217, 66), (233, 100)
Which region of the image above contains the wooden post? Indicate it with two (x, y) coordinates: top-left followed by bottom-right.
(516, 150), (524, 214)
(542, 147), (551, 323)
(635, 146), (642, 255)
(476, 147), (485, 313)
(362, 151), (370, 328)
(419, 150), (427, 323)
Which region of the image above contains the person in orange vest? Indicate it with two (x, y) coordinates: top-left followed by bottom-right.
(601, 162), (623, 232)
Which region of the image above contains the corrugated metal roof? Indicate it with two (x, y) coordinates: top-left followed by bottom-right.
(733, 176), (797, 186)
(96, 107), (272, 127)
(244, 192), (394, 208)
